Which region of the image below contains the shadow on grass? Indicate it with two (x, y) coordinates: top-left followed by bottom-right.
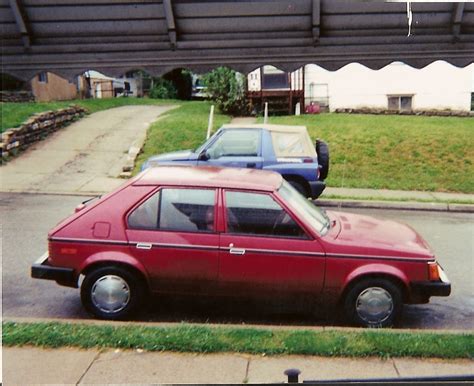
(137, 294), (340, 327)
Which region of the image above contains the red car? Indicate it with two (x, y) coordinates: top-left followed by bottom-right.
(32, 166), (450, 327)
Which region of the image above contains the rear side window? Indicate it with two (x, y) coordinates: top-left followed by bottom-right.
(128, 191), (161, 229)
(128, 188), (216, 232)
(225, 191), (307, 238)
(270, 130), (317, 158)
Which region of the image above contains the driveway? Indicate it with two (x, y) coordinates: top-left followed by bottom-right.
(1, 105), (175, 195)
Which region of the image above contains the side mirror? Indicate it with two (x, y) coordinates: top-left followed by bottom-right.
(199, 150), (210, 161)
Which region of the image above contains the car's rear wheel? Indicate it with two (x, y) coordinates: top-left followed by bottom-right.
(81, 266), (145, 320)
(343, 278), (402, 328)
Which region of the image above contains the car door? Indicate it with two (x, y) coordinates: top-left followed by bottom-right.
(197, 129), (263, 169)
(218, 189), (326, 297)
(126, 187), (219, 294)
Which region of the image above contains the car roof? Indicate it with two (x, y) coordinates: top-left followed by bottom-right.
(220, 124), (308, 133)
(133, 165), (283, 191)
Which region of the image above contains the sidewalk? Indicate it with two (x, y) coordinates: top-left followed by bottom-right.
(319, 187), (474, 213)
(3, 346), (473, 384)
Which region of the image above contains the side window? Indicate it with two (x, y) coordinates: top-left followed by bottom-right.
(128, 188), (216, 232)
(128, 190), (161, 229)
(160, 189), (215, 232)
(206, 129), (260, 159)
(225, 191), (307, 238)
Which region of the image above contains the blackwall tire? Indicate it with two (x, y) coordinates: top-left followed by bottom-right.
(81, 266), (145, 320)
(343, 278), (403, 328)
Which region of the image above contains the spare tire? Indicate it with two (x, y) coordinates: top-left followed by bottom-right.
(316, 139), (329, 180)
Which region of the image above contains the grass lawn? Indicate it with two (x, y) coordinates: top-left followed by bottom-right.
(0, 97), (177, 132)
(261, 114), (474, 193)
(2, 98), (472, 193)
(3, 321), (473, 359)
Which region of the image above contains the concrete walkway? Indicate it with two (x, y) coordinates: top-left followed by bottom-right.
(3, 346), (473, 384)
(320, 187), (474, 213)
(0, 105), (175, 195)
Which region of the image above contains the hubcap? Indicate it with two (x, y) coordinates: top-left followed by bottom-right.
(91, 275), (130, 314)
(355, 287), (393, 325)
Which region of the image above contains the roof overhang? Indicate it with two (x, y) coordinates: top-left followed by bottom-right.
(1, 0), (473, 82)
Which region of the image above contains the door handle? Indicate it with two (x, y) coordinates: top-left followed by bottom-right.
(136, 243), (152, 250)
(229, 242), (246, 255)
(228, 243), (245, 255)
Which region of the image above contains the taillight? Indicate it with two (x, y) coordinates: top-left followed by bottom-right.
(303, 158), (314, 163)
(428, 262), (441, 281)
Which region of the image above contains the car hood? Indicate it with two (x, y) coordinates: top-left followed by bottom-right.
(325, 211), (434, 259)
(142, 150), (196, 169)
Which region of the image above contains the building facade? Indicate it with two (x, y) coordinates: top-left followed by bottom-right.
(304, 61), (474, 113)
(30, 72), (78, 102)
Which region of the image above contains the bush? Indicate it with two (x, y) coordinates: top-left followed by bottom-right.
(149, 78), (177, 99)
(202, 67), (248, 115)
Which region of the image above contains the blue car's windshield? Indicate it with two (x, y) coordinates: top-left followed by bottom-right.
(195, 129), (222, 154)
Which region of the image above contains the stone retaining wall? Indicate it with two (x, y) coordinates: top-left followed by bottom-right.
(0, 91), (35, 103)
(1, 105), (87, 160)
(334, 108), (472, 117)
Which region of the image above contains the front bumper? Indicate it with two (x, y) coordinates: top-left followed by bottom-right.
(411, 281), (451, 298)
(31, 253), (77, 288)
(309, 180), (326, 199)
(411, 265), (451, 300)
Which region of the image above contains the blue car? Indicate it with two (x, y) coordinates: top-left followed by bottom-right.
(141, 124), (329, 199)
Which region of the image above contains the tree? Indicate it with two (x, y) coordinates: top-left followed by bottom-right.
(149, 77), (177, 99)
(202, 67), (248, 115)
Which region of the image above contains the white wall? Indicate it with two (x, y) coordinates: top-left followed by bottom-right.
(304, 61), (473, 112)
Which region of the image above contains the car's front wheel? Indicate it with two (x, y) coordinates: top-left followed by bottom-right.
(343, 278), (403, 328)
(81, 266), (145, 320)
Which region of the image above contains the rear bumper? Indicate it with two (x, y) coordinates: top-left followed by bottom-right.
(309, 180), (326, 199)
(31, 253), (77, 288)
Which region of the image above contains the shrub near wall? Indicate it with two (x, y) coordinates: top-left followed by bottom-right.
(1, 105), (86, 161)
(334, 107), (472, 117)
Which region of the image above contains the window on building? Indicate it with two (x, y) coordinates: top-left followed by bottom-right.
(261, 66), (289, 89)
(387, 95), (413, 111)
(38, 72), (48, 83)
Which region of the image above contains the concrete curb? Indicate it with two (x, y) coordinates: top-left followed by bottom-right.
(3, 316), (472, 335)
(318, 199), (474, 213)
(119, 105), (179, 178)
(1, 190), (473, 213)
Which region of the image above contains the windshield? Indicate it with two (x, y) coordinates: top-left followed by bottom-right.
(278, 180), (330, 235)
(195, 129), (222, 154)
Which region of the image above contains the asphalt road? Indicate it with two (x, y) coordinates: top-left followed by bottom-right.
(2, 192), (473, 330)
